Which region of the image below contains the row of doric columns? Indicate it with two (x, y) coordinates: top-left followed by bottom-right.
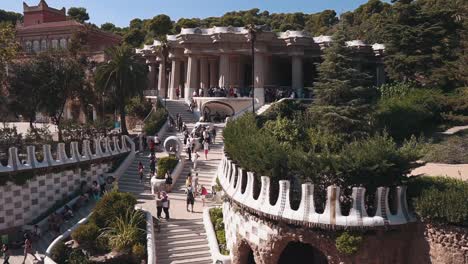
(150, 52), (306, 104)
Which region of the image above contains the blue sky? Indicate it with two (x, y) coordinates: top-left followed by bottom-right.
(4, 0), (376, 27)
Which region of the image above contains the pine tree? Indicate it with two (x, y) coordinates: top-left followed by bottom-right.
(310, 25), (375, 139)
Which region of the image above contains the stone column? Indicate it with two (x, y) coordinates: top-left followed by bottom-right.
(157, 59), (167, 97)
(291, 55), (304, 98)
(169, 59), (181, 99)
(229, 56), (239, 89)
(218, 54), (230, 88)
(186, 55), (199, 101)
(254, 53), (265, 106)
(238, 58), (245, 90)
(147, 63), (156, 91)
(199, 57), (209, 96)
(209, 58), (218, 90)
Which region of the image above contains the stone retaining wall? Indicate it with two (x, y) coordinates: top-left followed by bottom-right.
(0, 136), (133, 231)
(425, 223), (468, 264)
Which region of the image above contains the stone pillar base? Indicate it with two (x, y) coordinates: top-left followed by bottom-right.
(254, 87), (265, 107)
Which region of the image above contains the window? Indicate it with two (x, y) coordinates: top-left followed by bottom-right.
(60, 38), (67, 49)
(33, 40), (40, 53)
(41, 39), (47, 51)
(51, 39), (58, 49)
(25, 41), (32, 53)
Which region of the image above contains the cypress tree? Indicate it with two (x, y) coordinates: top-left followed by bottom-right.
(310, 25), (375, 139)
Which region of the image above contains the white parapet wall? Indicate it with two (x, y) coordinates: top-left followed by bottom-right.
(203, 207), (232, 264)
(217, 152), (416, 230)
(0, 136), (135, 231)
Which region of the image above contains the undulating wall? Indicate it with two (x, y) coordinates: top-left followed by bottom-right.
(223, 201), (419, 264)
(0, 136), (133, 231)
(0, 163), (109, 230)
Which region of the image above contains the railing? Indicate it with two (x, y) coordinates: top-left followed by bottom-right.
(0, 135), (133, 173)
(217, 152), (416, 229)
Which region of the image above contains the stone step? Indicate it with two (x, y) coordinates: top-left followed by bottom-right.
(157, 251), (211, 262)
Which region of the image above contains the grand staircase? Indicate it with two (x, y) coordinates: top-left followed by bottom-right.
(118, 99), (225, 264)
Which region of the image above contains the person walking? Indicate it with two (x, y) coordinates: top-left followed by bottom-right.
(138, 161), (144, 183)
(192, 172), (199, 196)
(176, 87), (180, 99)
(212, 127), (216, 144)
(149, 139), (155, 156)
(185, 174), (192, 189)
(203, 140), (210, 160)
(161, 192), (170, 219)
(193, 152), (200, 170)
(149, 156), (156, 176)
(200, 185), (208, 207)
(186, 186), (195, 213)
(155, 192), (163, 219)
(154, 135), (161, 152)
(186, 140), (192, 161)
(22, 234), (38, 264)
(2, 244), (10, 264)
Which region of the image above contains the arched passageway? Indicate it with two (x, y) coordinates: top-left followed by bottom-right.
(237, 240), (256, 264)
(278, 242), (328, 264)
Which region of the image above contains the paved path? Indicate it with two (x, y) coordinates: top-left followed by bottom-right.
(5, 201), (95, 264)
(119, 100), (225, 264)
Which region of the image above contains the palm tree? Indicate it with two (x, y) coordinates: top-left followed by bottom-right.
(95, 45), (148, 135)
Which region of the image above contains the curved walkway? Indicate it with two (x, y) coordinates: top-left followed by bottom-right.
(5, 201), (95, 264)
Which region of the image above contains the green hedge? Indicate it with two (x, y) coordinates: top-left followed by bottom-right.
(335, 231), (362, 255)
(424, 131), (468, 164)
(157, 156), (178, 179)
(209, 207), (229, 255)
(71, 222), (100, 249)
(89, 191), (137, 228)
(407, 176), (468, 226)
(143, 107), (168, 135)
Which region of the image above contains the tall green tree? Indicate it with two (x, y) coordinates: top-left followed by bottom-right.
(0, 22), (19, 84)
(7, 60), (42, 129)
(309, 25), (376, 139)
(35, 53), (86, 141)
(95, 45), (148, 135)
(146, 14), (173, 37)
(123, 29), (146, 48)
(67, 7), (90, 23)
(383, 0), (463, 88)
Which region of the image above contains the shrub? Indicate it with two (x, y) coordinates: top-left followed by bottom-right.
(209, 207), (229, 255)
(143, 108), (168, 135)
(132, 243), (146, 260)
(67, 249), (90, 264)
(126, 96), (152, 119)
(224, 113), (288, 179)
(100, 209), (145, 251)
(407, 177), (468, 226)
(50, 240), (71, 263)
(157, 156), (178, 179)
(374, 88), (443, 140)
(71, 223), (99, 249)
(424, 131), (468, 164)
(335, 231), (362, 255)
(90, 191), (137, 228)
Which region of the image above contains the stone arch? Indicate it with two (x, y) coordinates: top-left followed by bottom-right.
(234, 240), (256, 264)
(277, 241), (328, 264)
(163, 135), (182, 158)
(201, 101), (235, 122)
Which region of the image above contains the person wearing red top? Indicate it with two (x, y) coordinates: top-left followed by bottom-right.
(200, 185), (208, 207)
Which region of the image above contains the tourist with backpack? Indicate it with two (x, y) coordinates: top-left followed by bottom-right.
(186, 186), (195, 213)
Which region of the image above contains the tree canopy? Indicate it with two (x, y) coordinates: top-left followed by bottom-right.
(67, 7), (90, 23)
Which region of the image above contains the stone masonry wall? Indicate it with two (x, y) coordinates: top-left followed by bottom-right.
(223, 201), (422, 264)
(424, 223), (468, 264)
(0, 163), (109, 231)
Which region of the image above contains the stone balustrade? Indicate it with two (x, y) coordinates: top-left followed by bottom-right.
(218, 153), (416, 229)
(0, 135), (133, 173)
